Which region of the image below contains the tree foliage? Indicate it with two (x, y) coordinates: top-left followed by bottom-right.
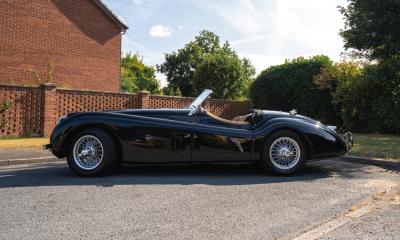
(121, 52), (161, 94)
(338, 0), (400, 134)
(339, 0), (400, 61)
(314, 61), (369, 132)
(314, 61), (400, 134)
(158, 30), (255, 99)
(162, 85), (182, 96)
(251, 56), (400, 134)
(193, 52), (254, 100)
(367, 63), (400, 134)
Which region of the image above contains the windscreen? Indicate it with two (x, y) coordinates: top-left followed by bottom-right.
(188, 89), (212, 109)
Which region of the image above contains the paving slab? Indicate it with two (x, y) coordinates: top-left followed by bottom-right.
(0, 147), (61, 166)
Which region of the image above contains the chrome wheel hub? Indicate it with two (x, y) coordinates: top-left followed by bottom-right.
(269, 137), (300, 170)
(279, 147), (292, 158)
(73, 135), (104, 170)
(80, 146), (95, 157)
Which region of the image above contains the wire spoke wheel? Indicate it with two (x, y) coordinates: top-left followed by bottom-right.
(269, 137), (301, 170)
(73, 135), (104, 171)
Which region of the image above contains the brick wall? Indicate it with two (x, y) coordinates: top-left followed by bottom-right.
(56, 89), (137, 119)
(0, 84), (253, 137)
(0, 85), (43, 136)
(0, 0), (122, 92)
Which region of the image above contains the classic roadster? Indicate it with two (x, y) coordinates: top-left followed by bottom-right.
(46, 89), (352, 176)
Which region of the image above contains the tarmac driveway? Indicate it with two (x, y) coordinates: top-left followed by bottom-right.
(0, 159), (399, 240)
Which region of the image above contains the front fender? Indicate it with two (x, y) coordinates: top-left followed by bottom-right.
(50, 114), (126, 157)
(252, 117), (347, 160)
(50, 112), (151, 157)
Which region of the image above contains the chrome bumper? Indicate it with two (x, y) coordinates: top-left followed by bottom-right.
(343, 132), (353, 152)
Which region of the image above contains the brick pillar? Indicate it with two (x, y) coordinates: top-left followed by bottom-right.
(41, 83), (57, 137)
(137, 91), (150, 109)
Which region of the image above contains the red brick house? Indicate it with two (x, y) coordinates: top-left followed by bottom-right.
(0, 0), (128, 92)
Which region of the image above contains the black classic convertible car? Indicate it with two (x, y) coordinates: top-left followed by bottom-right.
(46, 89), (352, 176)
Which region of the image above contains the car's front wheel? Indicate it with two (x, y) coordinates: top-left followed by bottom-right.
(261, 130), (307, 175)
(66, 128), (117, 176)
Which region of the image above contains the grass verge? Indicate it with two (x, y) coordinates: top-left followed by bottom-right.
(350, 134), (400, 161)
(0, 137), (49, 148)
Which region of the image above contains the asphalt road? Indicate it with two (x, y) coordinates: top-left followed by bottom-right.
(0, 159), (399, 240)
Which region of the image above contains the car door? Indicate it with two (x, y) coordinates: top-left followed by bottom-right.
(191, 113), (253, 162)
(123, 116), (193, 163)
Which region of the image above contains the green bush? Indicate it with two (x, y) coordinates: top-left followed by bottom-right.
(250, 55), (340, 125)
(329, 63), (377, 132)
(250, 57), (400, 134)
(368, 62), (400, 134)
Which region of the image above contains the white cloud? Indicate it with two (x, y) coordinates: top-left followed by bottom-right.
(149, 25), (174, 38)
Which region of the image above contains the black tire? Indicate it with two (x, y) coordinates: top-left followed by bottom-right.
(66, 128), (117, 177)
(260, 130), (307, 176)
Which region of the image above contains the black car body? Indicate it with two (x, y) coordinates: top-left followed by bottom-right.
(47, 89), (352, 176)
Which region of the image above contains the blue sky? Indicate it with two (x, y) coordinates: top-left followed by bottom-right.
(103, 0), (348, 86)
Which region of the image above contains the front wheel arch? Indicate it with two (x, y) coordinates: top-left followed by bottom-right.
(260, 129), (308, 175)
(66, 128), (118, 176)
(62, 124), (123, 161)
(259, 127), (311, 162)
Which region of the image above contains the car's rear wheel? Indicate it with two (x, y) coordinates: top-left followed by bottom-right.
(261, 130), (307, 175)
(66, 128), (117, 176)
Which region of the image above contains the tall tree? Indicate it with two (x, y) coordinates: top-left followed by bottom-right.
(193, 52), (254, 100)
(339, 0), (400, 61)
(339, 0), (400, 133)
(158, 30), (255, 99)
(121, 52), (161, 94)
